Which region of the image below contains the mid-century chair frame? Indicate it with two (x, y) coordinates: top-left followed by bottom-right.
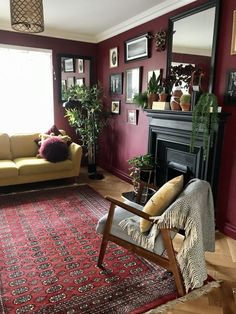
(97, 182), (186, 297)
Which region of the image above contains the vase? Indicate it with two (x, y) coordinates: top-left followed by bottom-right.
(170, 97), (181, 110)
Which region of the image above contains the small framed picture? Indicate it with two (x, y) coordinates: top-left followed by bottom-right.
(125, 33), (149, 63)
(64, 58), (75, 72)
(78, 59), (84, 73)
(76, 78), (84, 86)
(110, 73), (122, 94)
(110, 47), (118, 68)
(67, 77), (75, 88)
(127, 109), (138, 125)
(224, 69), (236, 104)
(111, 100), (120, 114)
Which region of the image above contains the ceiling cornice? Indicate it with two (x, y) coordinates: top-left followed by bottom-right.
(0, 0), (197, 44)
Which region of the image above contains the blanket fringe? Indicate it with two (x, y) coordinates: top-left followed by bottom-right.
(144, 280), (221, 314)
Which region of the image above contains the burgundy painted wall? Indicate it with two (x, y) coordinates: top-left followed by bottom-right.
(97, 0), (236, 239)
(0, 30), (97, 142)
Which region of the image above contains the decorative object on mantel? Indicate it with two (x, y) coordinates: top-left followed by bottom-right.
(170, 85), (182, 110)
(180, 93), (191, 111)
(10, 0), (44, 33)
(148, 30), (167, 51)
(147, 71), (161, 108)
(190, 93), (219, 160)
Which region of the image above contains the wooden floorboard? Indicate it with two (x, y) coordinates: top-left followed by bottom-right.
(78, 167), (236, 314)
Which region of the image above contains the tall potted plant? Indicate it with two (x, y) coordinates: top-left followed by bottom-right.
(64, 84), (106, 179)
(147, 71), (161, 108)
(190, 92), (218, 160)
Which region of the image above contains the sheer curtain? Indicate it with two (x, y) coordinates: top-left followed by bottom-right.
(0, 45), (54, 134)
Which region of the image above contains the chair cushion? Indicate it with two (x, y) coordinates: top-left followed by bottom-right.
(96, 200), (176, 255)
(10, 133), (39, 158)
(0, 133), (12, 160)
(0, 160), (18, 177)
(140, 175), (184, 232)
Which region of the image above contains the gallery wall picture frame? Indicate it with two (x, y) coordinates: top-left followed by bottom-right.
(127, 109), (138, 125)
(231, 11), (236, 55)
(76, 78), (84, 86)
(224, 69), (236, 104)
(67, 76), (75, 88)
(124, 33), (149, 62)
(78, 59), (84, 73)
(110, 73), (122, 94)
(125, 67), (141, 103)
(64, 58), (75, 72)
(111, 100), (120, 114)
(110, 47), (118, 68)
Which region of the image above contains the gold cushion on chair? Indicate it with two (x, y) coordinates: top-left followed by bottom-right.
(140, 175), (184, 232)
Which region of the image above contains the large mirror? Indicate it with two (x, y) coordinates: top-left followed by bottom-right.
(167, 0), (220, 93)
(59, 54), (92, 102)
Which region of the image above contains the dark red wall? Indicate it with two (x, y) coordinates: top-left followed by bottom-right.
(0, 30), (97, 141)
(97, 0), (236, 239)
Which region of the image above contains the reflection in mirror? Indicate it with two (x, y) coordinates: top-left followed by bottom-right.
(167, 0), (219, 94)
(60, 56), (91, 102)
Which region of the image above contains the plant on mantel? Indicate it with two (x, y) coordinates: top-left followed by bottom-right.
(190, 92), (219, 160)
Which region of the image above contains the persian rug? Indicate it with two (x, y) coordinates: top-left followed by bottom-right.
(0, 185), (219, 314)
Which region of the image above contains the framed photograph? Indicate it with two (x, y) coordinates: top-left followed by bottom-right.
(125, 33), (149, 62)
(111, 100), (120, 114)
(110, 73), (122, 94)
(231, 11), (236, 55)
(224, 69), (236, 104)
(78, 59), (84, 73)
(127, 109), (138, 125)
(110, 47), (118, 68)
(64, 58), (75, 72)
(67, 76), (75, 88)
(125, 67), (141, 103)
(76, 78), (84, 86)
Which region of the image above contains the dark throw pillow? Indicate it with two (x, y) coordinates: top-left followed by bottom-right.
(39, 137), (68, 162)
(34, 125), (62, 146)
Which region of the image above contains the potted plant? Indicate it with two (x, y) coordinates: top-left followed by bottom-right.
(190, 92), (218, 160)
(133, 91), (148, 109)
(147, 71), (161, 108)
(128, 154), (156, 193)
(64, 83), (107, 179)
(180, 93), (191, 111)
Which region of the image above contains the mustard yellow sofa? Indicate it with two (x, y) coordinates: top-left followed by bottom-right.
(0, 132), (82, 187)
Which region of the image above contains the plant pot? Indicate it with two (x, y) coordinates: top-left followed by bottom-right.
(180, 102), (191, 111)
(148, 93), (159, 109)
(170, 97), (181, 110)
(159, 93), (168, 102)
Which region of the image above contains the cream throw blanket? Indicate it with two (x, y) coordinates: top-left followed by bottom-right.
(119, 179), (215, 292)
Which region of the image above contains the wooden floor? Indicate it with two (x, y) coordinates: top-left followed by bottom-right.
(78, 167), (236, 314)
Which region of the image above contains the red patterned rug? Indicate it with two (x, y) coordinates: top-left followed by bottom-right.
(0, 185), (219, 314)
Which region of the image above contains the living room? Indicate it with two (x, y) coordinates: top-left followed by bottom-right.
(0, 0), (236, 313)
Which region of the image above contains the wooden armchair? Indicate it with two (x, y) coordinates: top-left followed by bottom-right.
(96, 182), (186, 297)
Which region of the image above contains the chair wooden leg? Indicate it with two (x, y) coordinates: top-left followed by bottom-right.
(97, 237), (108, 267)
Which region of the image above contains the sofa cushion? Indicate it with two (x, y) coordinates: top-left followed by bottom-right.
(39, 137), (69, 162)
(14, 157), (73, 175)
(10, 133), (39, 159)
(0, 133), (12, 160)
(0, 160), (18, 177)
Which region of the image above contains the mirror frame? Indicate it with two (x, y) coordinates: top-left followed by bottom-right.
(58, 53), (94, 103)
(166, 0), (220, 93)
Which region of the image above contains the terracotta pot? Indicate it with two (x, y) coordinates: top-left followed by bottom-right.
(148, 93), (159, 109)
(159, 93), (168, 102)
(180, 102), (191, 111)
(170, 97), (181, 110)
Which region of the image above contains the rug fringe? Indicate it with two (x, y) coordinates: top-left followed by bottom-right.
(145, 280), (221, 314)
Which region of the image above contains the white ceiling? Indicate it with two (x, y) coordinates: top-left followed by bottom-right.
(0, 0), (196, 43)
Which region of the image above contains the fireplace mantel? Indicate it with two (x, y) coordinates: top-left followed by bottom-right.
(145, 109), (229, 202)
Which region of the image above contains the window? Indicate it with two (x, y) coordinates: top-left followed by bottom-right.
(0, 44), (54, 134)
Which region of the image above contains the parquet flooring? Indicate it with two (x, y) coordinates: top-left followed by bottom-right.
(78, 167), (236, 314)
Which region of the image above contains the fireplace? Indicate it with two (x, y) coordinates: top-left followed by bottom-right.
(145, 110), (228, 201)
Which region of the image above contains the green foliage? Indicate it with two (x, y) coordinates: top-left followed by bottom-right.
(133, 92), (148, 109)
(180, 93), (191, 103)
(190, 93), (218, 160)
(128, 154), (156, 169)
(64, 84), (106, 147)
(147, 71), (161, 94)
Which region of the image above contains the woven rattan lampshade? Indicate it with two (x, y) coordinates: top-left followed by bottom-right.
(10, 0), (44, 33)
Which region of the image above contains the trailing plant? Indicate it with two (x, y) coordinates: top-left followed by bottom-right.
(133, 92), (148, 109)
(190, 93), (218, 160)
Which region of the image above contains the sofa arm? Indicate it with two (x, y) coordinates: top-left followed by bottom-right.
(68, 142), (83, 176)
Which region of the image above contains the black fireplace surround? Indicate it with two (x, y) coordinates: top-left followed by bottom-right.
(145, 110), (228, 201)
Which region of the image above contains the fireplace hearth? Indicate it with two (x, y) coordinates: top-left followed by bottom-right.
(145, 110), (228, 201)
